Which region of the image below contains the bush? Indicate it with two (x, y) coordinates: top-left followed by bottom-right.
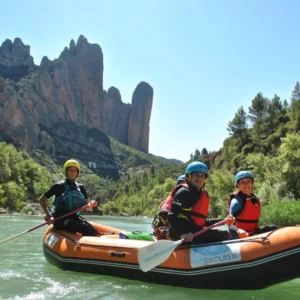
(0, 142), (52, 211)
(257, 181), (280, 205)
(207, 170), (234, 217)
(260, 200), (300, 227)
(22, 206), (36, 215)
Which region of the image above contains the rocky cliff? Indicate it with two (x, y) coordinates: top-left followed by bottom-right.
(0, 38), (34, 81)
(128, 82), (153, 153)
(0, 36), (153, 177)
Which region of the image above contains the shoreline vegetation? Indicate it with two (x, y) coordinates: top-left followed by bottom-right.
(0, 208), (150, 219)
(2, 132), (300, 227)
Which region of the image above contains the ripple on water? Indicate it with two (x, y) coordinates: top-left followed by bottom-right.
(0, 270), (82, 300)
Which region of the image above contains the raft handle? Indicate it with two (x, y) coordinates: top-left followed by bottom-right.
(110, 251), (126, 258)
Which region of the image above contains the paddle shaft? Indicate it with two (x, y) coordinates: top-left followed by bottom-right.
(174, 219), (228, 246)
(29, 204), (91, 232)
(0, 204), (90, 247)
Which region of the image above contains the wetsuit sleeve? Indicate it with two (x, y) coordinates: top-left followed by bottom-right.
(229, 198), (243, 216)
(168, 188), (191, 237)
(79, 185), (88, 199)
(169, 188), (191, 215)
(43, 184), (64, 198)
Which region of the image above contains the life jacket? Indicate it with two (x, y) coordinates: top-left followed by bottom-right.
(228, 191), (261, 232)
(160, 184), (186, 211)
(51, 180), (86, 216)
(152, 184), (210, 239)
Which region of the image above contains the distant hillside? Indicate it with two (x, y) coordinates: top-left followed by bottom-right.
(158, 156), (184, 164)
(109, 137), (171, 171)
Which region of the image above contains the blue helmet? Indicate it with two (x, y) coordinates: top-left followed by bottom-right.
(176, 175), (186, 184)
(185, 162), (209, 176)
(235, 171), (254, 187)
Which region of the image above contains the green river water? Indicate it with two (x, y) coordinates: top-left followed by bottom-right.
(0, 215), (299, 300)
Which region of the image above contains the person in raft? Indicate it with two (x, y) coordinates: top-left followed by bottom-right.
(158, 174), (186, 210)
(167, 161), (235, 244)
(175, 174), (186, 185)
(39, 159), (98, 236)
(228, 171), (278, 239)
(152, 174), (187, 240)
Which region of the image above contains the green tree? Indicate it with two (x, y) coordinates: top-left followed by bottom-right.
(288, 81), (300, 131)
(194, 149), (201, 160)
(279, 133), (300, 199)
(248, 93), (267, 123)
(227, 106), (248, 143)
(0, 142), (52, 211)
(248, 93), (268, 151)
(291, 81), (300, 101)
(201, 148), (208, 156)
(265, 95), (283, 134)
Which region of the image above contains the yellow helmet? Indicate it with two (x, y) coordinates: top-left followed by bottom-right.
(63, 159), (80, 176)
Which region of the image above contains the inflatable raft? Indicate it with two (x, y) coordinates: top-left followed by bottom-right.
(43, 222), (300, 289)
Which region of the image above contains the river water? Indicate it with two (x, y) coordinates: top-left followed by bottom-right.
(0, 215), (299, 299)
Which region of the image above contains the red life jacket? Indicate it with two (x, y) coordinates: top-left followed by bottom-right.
(228, 192), (261, 232)
(160, 184), (210, 227)
(160, 184), (186, 210)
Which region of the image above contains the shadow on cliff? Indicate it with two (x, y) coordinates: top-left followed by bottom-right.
(39, 122), (119, 179)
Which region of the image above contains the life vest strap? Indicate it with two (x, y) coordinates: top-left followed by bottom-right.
(188, 211), (207, 219)
(236, 218), (259, 224)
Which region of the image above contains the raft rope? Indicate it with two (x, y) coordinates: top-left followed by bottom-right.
(51, 229), (118, 247)
(50, 224), (280, 250)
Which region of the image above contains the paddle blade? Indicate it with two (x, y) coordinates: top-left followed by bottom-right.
(0, 231), (27, 248)
(138, 239), (180, 272)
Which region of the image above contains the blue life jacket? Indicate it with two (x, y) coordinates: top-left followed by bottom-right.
(51, 180), (86, 215)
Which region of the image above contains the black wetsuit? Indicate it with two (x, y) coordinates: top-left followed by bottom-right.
(168, 184), (229, 244)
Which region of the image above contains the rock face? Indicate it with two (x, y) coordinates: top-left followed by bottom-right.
(0, 38), (34, 81)
(102, 87), (131, 145)
(128, 82), (153, 153)
(0, 36), (153, 176)
(0, 78), (41, 153)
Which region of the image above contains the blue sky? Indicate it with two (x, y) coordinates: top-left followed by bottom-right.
(1, 0), (300, 162)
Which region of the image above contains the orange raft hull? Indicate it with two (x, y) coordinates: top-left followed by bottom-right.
(43, 223), (300, 289)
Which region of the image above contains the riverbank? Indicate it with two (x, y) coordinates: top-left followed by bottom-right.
(0, 206), (151, 218)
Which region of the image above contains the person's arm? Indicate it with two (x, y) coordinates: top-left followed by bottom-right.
(229, 198), (243, 216)
(39, 184), (62, 224)
(39, 194), (54, 224)
(39, 195), (52, 217)
(229, 224), (239, 233)
(229, 198), (248, 237)
(80, 185), (98, 209)
(167, 189), (191, 237)
(85, 199), (98, 209)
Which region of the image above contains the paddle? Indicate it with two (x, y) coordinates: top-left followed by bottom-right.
(138, 219), (228, 272)
(0, 204), (90, 248)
